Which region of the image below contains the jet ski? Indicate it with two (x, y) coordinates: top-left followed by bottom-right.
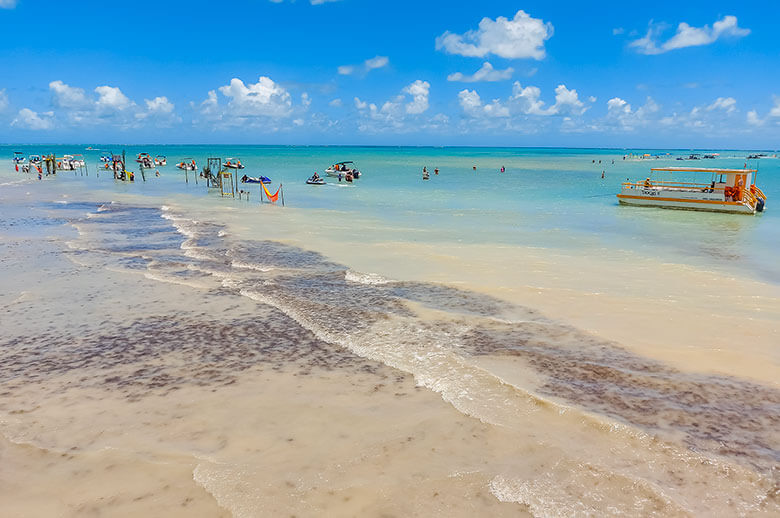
(306, 174), (325, 185)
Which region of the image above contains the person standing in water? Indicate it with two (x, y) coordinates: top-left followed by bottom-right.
(434, 168), (439, 175)
(500, 166), (505, 173)
(473, 165), (477, 172)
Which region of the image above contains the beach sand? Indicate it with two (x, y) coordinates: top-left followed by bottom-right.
(1, 150), (778, 516)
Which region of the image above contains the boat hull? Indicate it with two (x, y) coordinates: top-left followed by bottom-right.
(617, 193), (756, 214)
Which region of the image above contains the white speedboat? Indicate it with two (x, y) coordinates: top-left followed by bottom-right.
(618, 167), (766, 214)
(13, 152), (26, 164)
(154, 155), (167, 166)
(58, 155), (77, 170)
(136, 153), (153, 168)
(224, 158), (245, 169)
(28, 154), (42, 166)
(177, 159), (197, 171)
(325, 161), (361, 178)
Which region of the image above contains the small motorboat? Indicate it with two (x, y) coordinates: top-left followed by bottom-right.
(177, 159), (197, 171)
(154, 155), (167, 166)
(100, 153), (112, 163)
(58, 155), (77, 170)
(306, 174), (325, 185)
(136, 153), (153, 168)
(13, 152), (26, 164)
(241, 174), (271, 184)
(71, 154), (86, 167)
(325, 161), (361, 178)
(224, 158), (245, 169)
(29, 154), (42, 166)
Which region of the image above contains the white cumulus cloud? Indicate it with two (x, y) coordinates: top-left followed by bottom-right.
(630, 15), (749, 55)
(746, 110), (763, 126)
(436, 10), (553, 60)
(217, 76), (292, 118)
(145, 96), (174, 114)
(510, 82), (586, 116)
(448, 62), (514, 82)
(403, 80), (430, 114)
(769, 97), (780, 118)
(50, 80), (90, 109)
(12, 108), (54, 130)
(0, 0), (17, 9)
(95, 85), (133, 111)
(458, 89), (510, 118)
(354, 80), (440, 132)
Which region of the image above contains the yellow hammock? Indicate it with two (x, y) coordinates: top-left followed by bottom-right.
(262, 183), (281, 203)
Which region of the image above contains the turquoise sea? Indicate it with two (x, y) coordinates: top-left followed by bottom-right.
(1, 145), (778, 516)
(4, 144), (780, 281)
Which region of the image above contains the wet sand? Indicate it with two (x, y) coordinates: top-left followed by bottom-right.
(0, 183), (778, 516)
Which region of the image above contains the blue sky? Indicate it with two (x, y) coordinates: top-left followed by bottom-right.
(1, 0), (778, 147)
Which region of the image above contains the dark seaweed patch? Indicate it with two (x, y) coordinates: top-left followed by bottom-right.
(462, 323), (780, 474)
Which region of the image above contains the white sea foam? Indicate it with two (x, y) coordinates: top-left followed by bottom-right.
(193, 462), (265, 518)
(345, 270), (392, 285)
(0, 179), (33, 187)
(231, 260), (274, 272)
(143, 272), (212, 290)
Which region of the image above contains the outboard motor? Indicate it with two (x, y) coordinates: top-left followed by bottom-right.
(756, 198), (765, 212)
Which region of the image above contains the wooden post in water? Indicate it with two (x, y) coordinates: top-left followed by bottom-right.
(281, 184), (284, 207)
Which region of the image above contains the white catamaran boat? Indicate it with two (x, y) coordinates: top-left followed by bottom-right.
(618, 167), (767, 214)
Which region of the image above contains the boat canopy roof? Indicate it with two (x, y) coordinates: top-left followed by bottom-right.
(335, 161), (354, 164)
(650, 167), (757, 174)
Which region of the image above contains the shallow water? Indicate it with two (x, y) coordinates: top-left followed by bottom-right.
(1, 147), (779, 516)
